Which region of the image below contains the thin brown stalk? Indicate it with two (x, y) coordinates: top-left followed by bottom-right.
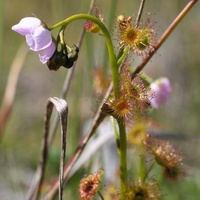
(30, 99), (53, 200)
(131, 0), (198, 79)
(0, 43), (28, 137)
(135, 0), (146, 27)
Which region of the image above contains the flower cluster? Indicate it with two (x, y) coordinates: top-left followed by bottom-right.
(117, 14), (156, 56)
(12, 17), (56, 64)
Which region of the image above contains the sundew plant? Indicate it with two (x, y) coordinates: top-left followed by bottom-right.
(0, 0), (199, 200)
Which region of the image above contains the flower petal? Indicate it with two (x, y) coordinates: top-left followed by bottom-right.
(39, 42), (56, 64)
(25, 26), (52, 51)
(12, 17), (41, 36)
(149, 78), (171, 109)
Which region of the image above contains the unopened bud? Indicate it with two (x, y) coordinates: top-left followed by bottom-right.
(47, 51), (66, 71)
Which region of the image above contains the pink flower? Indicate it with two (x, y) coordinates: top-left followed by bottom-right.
(12, 17), (56, 64)
(148, 77), (172, 109)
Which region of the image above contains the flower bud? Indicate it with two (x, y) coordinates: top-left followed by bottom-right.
(62, 45), (79, 69)
(67, 45), (79, 62)
(47, 45), (79, 70)
(47, 51), (67, 71)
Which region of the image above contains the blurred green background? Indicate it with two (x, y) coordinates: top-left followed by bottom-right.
(0, 0), (200, 199)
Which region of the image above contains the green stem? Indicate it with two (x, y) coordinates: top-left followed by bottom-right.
(102, 0), (118, 72)
(117, 119), (127, 197)
(110, 117), (120, 155)
(117, 46), (130, 66)
(139, 144), (146, 182)
(98, 191), (105, 200)
(49, 14), (119, 97)
(143, 162), (155, 182)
